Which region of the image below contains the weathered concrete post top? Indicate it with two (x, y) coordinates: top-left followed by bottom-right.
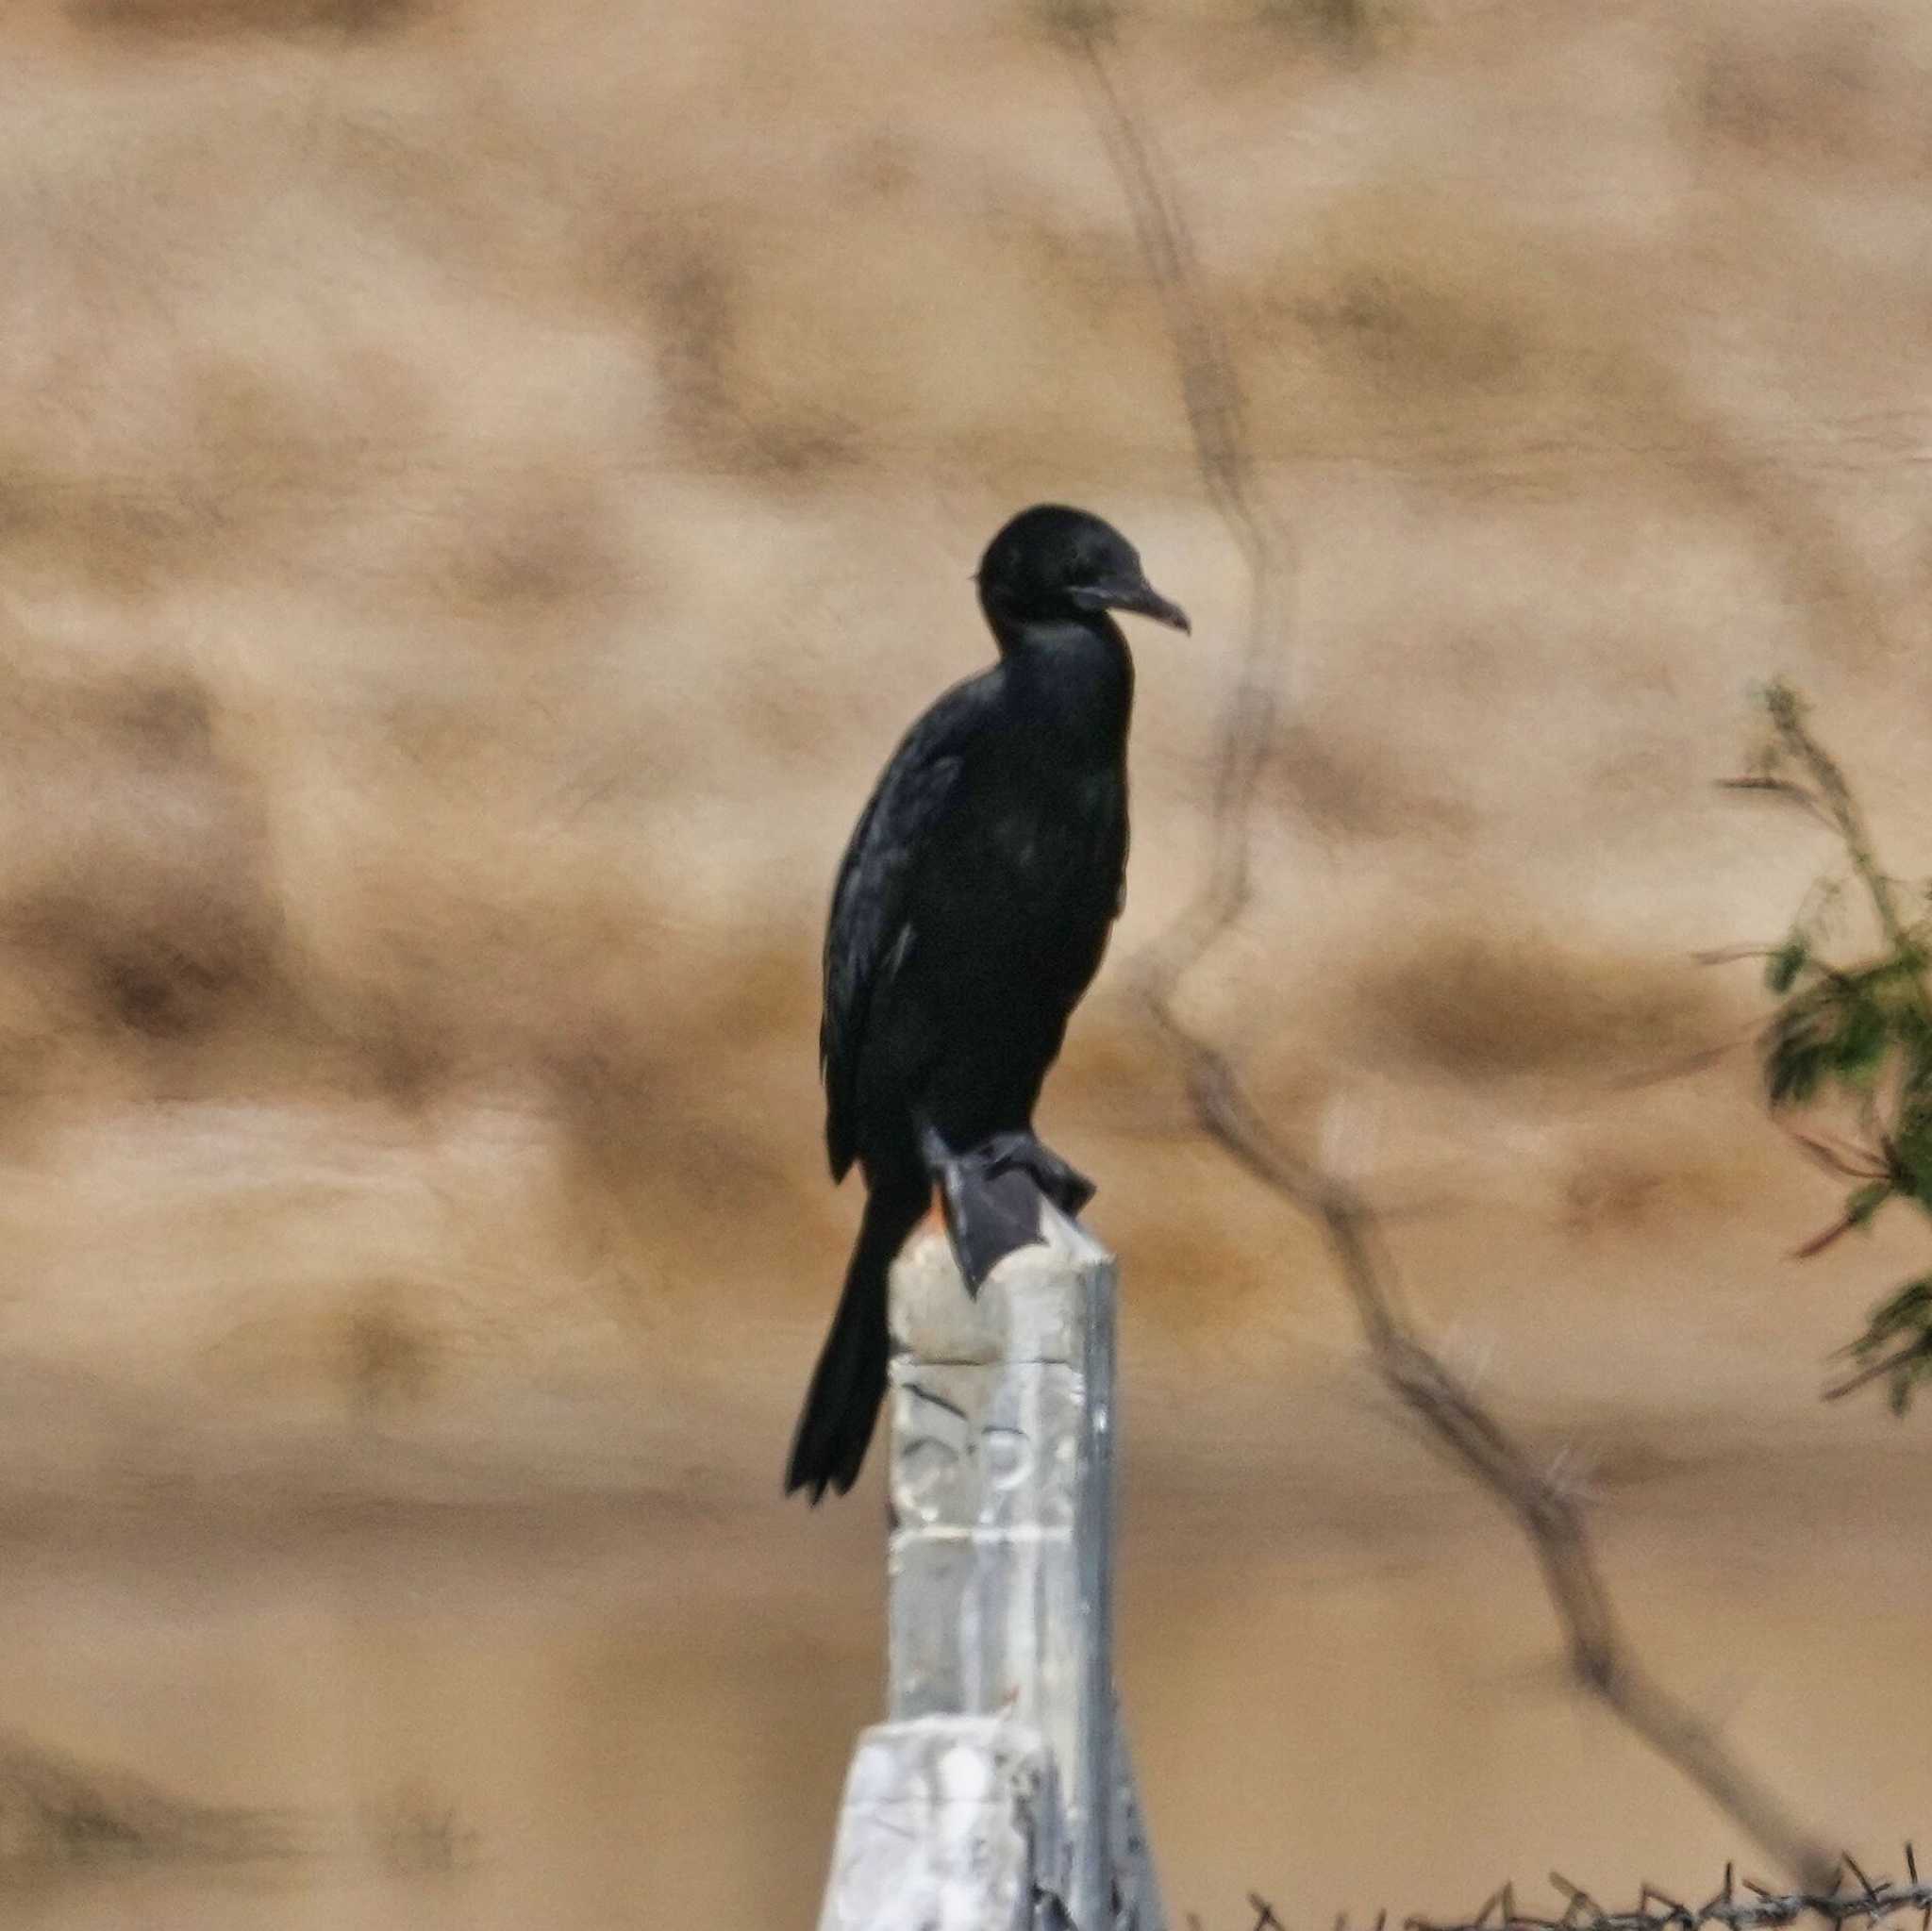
(814, 1204), (1165, 1931)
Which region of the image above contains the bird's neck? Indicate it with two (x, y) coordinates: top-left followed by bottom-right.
(996, 616), (1135, 757)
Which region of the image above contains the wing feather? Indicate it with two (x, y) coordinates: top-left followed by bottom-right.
(821, 672), (996, 1179)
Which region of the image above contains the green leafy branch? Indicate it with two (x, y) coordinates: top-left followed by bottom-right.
(1730, 681), (1932, 1412)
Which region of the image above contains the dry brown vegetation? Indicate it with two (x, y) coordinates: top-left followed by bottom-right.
(0, 1729), (291, 1879)
(2, 1), (1932, 1926)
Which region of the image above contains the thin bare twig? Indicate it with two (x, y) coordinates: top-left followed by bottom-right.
(1778, 1127), (1888, 1182)
(1823, 1345), (1925, 1404)
(1060, 9), (1837, 1891)
(1713, 776), (1834, 832)
(1762, 686), (1907, 952)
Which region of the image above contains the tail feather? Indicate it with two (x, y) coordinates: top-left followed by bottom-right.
(786, 1182), (928, 1503)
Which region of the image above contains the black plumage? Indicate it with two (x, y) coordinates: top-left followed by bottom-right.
(786, 504), (1188, 1503)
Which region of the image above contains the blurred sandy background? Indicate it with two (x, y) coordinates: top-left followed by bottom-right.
(3, 0), (1932, 1923)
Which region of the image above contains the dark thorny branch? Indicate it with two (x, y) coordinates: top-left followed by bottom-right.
(1726, 684), (1932, 1412)
(1244, 1846), (1932, 1931)
(1054, 7), (1836, 1893)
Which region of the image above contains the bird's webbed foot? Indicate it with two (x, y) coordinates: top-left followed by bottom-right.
(972, 1131), (1095, 1218)
(916, 1124), (1094, 1295)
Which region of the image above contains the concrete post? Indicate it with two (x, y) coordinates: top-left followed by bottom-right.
(813, 1205), (1166, 1931)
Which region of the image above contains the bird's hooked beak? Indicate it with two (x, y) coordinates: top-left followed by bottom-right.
(1069, 573), (1191, 634)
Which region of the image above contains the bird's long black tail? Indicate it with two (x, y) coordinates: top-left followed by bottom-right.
(786, 1178), (928, 1503)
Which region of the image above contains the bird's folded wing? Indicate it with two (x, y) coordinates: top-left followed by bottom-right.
(821, 671), (998, 1180)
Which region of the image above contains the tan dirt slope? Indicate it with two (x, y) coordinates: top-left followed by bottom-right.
(2, 1), (1932, 1924)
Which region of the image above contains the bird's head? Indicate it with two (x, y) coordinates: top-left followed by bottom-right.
(974, 504), (1190, 646)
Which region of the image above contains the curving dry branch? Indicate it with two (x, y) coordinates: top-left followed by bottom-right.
(1057, 8), (1838, 1892)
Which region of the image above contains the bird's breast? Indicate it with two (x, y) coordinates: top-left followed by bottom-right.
(894, 753), (1126, 1042)
(948, 762), (1124, 911)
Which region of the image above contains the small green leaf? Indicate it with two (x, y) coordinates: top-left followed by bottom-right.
(1766, 1046), (1818, 1105)
(1832, 998), (1889, 1085)
(1765, 937), (1808, 994)
(1894, 1000), (1932, 1065)
(1860, 1275), (1932, 1346)
(1836, 1278), (1932, 1416)
(1763, 1011), (1830, 1105)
